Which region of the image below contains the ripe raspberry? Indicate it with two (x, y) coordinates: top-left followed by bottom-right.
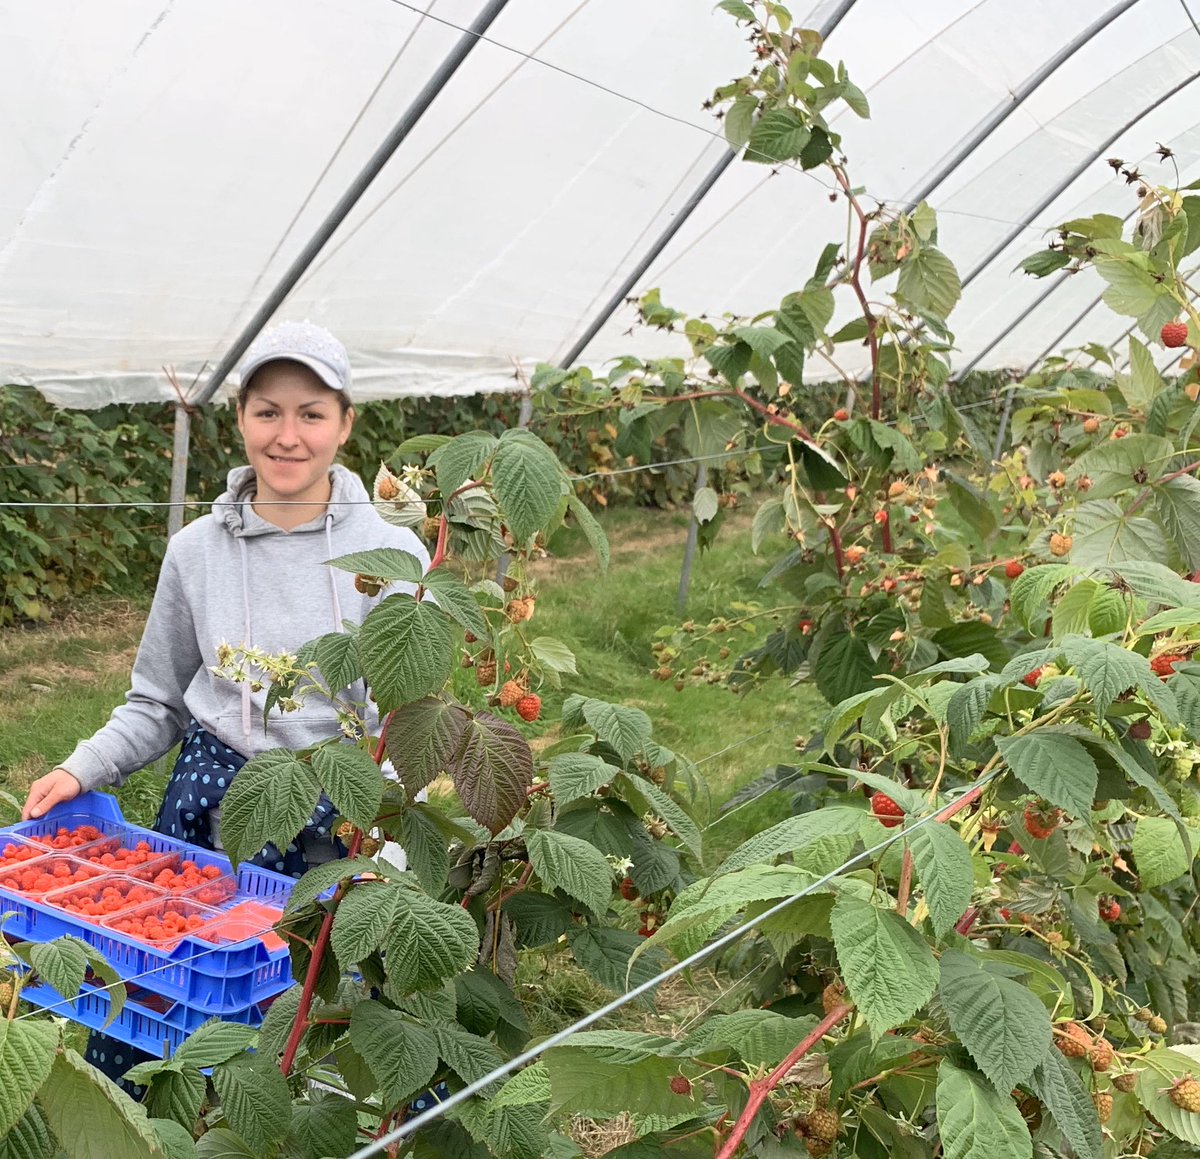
(803, 1108), (839, 1142)
(1089, 1037), (1115, 1072)
(1098, 898), (1121, 924)
(1023, 802), (1062, 840)
(1083, 417), (1100, 434)
(869, 791), (905, 828)
(873, 510), (889, 525)
(1111, 427), (1128, 439)
(1054, 1023), (1091, 1059)
(515, 694), (541, 722)
(1005, 560), (1025, 579)
(1171, 1076), (1200, 1113)
(1151, 653), (1185, 679)
(1093, 1091), (1113, 1123)
(1022, 667), (1043, 688)
(619, 877), (638, 901)
(637, 924), (653, 937)
(1161, 320), (1190, 348)
(833, 408), (849, 422)
(498, 679), (526, 708)
(1114, 1072), (1139, 1093)
(1049, 532), (1073, 557)
(1129, 720), (1152, 740)
(668, 1075), (691, 1096)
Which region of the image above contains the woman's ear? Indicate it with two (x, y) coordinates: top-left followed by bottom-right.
(339, 406), (355, 447)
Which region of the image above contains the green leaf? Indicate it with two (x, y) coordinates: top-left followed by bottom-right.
(723, 92), (756, 148)
(1010, 565), (1080, 633)
(938, 950), (1052, 1092)
(39, 1049), (165, 1159)
(312, 744), (383, 830)
(618, 773), (702, 860)
(359, 594), (454, 713)
(909, 824), (973, 937)
(1133, 815), (1192, 887)
(449, 712), (534, 835)
(490, 1063), (552, 1109)
(716, 0), (755, 20)
(995, 730), (1098, 818)
(288, 1090), (359, 1159)
(751, 497), (786, 553)
(173, 1021), (259, 1069)
(548, 752), (619, 807)
(325, 548), (425, 582)
(384, 892), (480, 992)
(717, 806), (863, 874)
(283, 855), (383, 915)
(427, 431), (498, 498)
(830, 895), (938, 1035)
(303, 631), (362, 695)
(896, 245), (962, 319)
(1021, 249), (1072, 277)
(1156, 475), (1200, 572)
(526, 829), (613, 915)
(1135, 1045), (1200, 1146)
(1028, 1049), (1102, 1159)
(331, 880), (403, 967)
(349, 1002), (439, 1107)
(218, 749), (322, 866)
(1071, 499), (1167, 569)
(745, 107), (811, 164)
(429, 1021), (504, 1088)
(935, 1060), (1032, 1159)
(149, 1118), (196, 1159)
(565, 494), (609, 572)
(828, 1031), (920, 1100)
(1094, 258), (1167, 317)
(544, 1049), (700, 1119)
(491, 429), (564, 545)
(811, 628), (879, 705)
(529, 636), (577, 675)
(1061, 634), (1146, 714)
(580, 699), (652, 763)
(0, 1019), (57, 1140)
(28, 935), (89, 1003)
(947, 675), (1013, 751)
(398, 804), (452, 895)
(143, 1068), (205, 1133)
(567, 926), (670, 1002)
(385, 696), (472, 797)
(420, 569), (491, 641)
(193, 1129), (256, 1159)
(0, 1105), (54, 1159)
(210, 1055), (291, 1154)
(691, 486), (719, 524)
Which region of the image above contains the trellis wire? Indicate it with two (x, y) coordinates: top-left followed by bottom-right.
(346, 770), (1002, 1158)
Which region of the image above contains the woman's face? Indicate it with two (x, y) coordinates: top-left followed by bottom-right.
(236, 361), (352, 511)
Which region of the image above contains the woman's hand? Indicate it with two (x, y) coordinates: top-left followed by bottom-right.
(22, 768), (83, 820)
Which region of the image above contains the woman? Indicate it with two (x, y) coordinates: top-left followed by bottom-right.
(21, 320), (427, 1086)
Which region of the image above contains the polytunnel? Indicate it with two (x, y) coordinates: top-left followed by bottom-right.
(3, 0), (1200, 413)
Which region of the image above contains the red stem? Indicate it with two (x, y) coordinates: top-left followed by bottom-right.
(279, 710), (397, 1076)
(429, 513), (450, 570)
(825, 520), (845, 579)
(715, 1004), (853, 1159)
(954, 906), (980, 936)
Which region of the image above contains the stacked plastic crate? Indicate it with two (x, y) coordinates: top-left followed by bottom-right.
(0, 793), (297, 1055)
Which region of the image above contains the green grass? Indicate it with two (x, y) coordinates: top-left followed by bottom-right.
(0, 505), (823, 858)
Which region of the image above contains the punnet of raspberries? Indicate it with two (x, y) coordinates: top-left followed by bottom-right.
(515, 693), (541, 722)
(869, 791), (904, 828)
(1161, 320), (1190, 348)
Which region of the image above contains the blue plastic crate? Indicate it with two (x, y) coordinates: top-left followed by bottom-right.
(0, 794), (298, 1016)
(19, 974), (277, 1057)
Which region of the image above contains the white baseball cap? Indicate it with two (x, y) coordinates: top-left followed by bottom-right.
(237, 320), (351, 397)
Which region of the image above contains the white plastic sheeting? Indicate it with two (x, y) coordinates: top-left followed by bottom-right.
(3, 0), (1199, 408)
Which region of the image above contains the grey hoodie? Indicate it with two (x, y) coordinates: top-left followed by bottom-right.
(63, 465), (429, 791)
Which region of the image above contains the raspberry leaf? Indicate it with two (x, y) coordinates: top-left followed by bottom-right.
(935, 1060), (1033, 1159)
(0, 1018), (58, 1140)
(348, 1003), (439, 1110)
(995, 730), (1098, 820)
(525, 829), (612, 916)
(450, 712), (534, 835)
(909, 823), (973, 938)
(218, 749), (322, 868)
(358, 594), (454, 713)
(312, 743), (384, 831)
(1028, 1049), (1102, 1159)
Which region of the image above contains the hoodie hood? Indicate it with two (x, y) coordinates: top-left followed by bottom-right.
(213, 464), (369, 538)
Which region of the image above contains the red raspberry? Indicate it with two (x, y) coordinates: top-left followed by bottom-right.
(619, 877), (638, 901)
(1161, 320), (1189, 348)
(668, 1075), (692, 1095)
(1022, 667), (1043, 688)
(1023, 802), (1062, 840)
(1005, 561), (1024, 579)
(515, 694), (541, 722)
(1151, 653), (1185, 679)
(833, 408), (849, 422)
(1098, 897), (1121, 923)
(869, 791), (904, 828)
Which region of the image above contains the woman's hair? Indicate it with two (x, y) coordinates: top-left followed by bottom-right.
(237, 359), (353, 416)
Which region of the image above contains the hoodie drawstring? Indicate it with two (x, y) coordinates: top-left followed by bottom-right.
(325, 514), (343, 631)
(239, 536), (252, 741)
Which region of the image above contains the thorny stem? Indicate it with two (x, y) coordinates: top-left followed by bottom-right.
(280, 709), (397, 1077)
(831, 165), (882, 420)
(714, 1004), (853, 1159)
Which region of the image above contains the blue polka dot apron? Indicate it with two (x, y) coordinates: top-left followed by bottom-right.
(154, 722), (342, 879)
